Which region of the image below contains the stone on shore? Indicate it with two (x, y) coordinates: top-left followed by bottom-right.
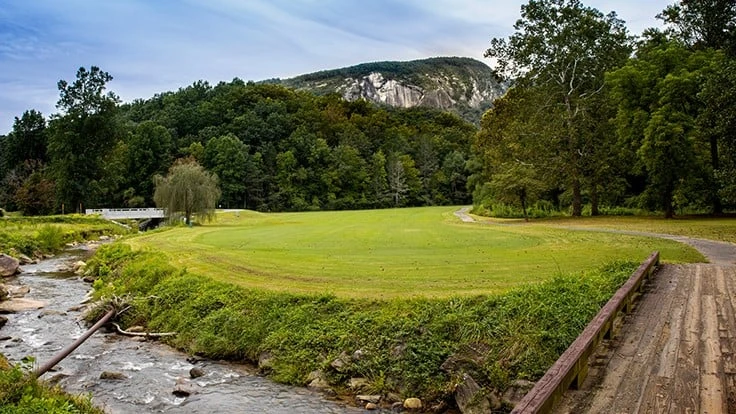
(0, 254), (20, 278)
(403, 397), (422, 410)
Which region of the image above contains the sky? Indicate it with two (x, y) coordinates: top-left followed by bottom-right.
(0, 0), (673, 134)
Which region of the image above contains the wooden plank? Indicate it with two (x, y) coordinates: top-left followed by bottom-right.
(511, 252), (660, 413)
(671, 264), (702, 413)
(715, 266), (736, 412)
(700, 294), (725, 413)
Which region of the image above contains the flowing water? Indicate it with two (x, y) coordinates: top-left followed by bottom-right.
(0, 249), (368, 413)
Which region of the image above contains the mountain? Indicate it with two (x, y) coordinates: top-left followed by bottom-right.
(267, 57), (506, 123)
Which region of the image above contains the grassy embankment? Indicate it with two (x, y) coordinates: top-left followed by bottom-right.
(0, 215), (128, 413)
(0, 214), (127, 256)
(86, 207), (706, 407)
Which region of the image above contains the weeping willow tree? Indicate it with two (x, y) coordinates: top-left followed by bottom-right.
(153, 158), (220, 225)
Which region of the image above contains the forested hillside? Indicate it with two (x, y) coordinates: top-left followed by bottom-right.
(0, 76), (476, 214)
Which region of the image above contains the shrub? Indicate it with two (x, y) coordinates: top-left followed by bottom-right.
(36, 225), (65, 252)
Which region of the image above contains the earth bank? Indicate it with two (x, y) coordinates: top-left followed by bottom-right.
(84, 242), (639, 412)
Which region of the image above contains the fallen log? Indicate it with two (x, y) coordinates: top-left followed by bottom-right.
(33, 308), (115, 377)
(111, 322), (176, 338)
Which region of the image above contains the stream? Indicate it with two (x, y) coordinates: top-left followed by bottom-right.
(0, 249), (368, 413)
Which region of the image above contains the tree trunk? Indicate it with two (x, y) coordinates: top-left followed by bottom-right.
(571, 177), (582, 217)
(520, 188), (529, 222)
(664, 187), (675, 219)
(591, 186), (600, 216)
(710, 136), (723, 215)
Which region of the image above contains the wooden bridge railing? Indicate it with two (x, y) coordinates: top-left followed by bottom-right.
(511, 251), (661, 414)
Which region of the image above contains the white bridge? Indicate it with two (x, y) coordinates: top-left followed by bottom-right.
(85, 208), (166, 220)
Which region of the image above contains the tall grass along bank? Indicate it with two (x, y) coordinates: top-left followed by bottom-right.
(87, 243), (639, 410)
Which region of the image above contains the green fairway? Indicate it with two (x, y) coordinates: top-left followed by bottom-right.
(127, 207), (703, 298)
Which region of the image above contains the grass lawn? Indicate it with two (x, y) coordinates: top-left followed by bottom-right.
(125, 207), (703, 298)
(531, 215), (736, 243)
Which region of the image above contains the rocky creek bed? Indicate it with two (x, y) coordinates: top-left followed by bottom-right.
(0, 249), (373, 413)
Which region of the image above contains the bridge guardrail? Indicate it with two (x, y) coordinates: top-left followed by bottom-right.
(511, 251), (660, 414)
(85, 208), (165, 219)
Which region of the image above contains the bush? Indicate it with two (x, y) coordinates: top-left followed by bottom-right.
(0, 354), (102, 413)
(36, 225), (65, 252)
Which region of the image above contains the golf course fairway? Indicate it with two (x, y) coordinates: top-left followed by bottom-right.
(125, 207), (703, 298)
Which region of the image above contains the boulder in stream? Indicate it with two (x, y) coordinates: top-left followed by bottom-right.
(0, 298), (45, 313)
(0, 315), (7, 329)
(100, 371), (127, 380)
(173, 377), (200, 397)
(0, 254), (20, 278)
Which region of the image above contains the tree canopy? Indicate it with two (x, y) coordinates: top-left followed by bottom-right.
(153, 159), (220, 225)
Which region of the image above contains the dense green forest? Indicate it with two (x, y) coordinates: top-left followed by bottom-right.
(471, 0), (736, 218)
(1, 0), (734, 219)
(0, 75), (475, 214)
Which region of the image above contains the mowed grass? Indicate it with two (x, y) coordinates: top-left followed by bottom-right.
(126, 207), (704, 298)
(532, 215), (736, 243)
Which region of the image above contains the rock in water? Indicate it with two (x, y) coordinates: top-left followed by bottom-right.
(190, 367), (205, 379)
(0, 254), (20, 278)
(0, 315), (7, 329)
(100, 371), (126, 380)
(173, 377), (199, 396)
(0, 298), (45, 313)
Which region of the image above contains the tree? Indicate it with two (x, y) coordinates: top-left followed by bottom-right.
(608, 41), (715, 217)
(153, 159), (220, 225)
(125, 121), (173, 204)
(485, 0), (631, 216)
(700, 56), (736, 208)
(14, 168), (55, 216)
(203, 134), (248, 208)
(658, 0), (736, 53)
(48, 66), (122, 212)
(472, 87), (551, 218)
(0, 110), (47, 210)
(2, 110), (47, 170)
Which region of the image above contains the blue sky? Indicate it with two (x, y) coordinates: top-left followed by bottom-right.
(0, 0), (672, 134)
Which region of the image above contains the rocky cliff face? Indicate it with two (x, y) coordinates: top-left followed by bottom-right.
(272, 57), (506, 123)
